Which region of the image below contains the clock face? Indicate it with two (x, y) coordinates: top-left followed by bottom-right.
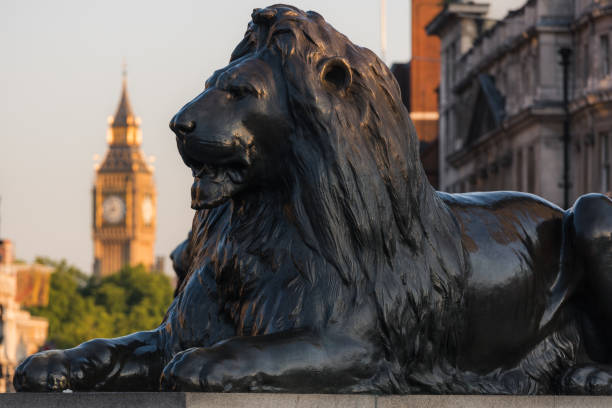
(142, 196), (154, 225)
(102, 195), (126, 224)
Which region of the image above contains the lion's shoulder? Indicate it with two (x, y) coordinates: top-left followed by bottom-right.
(438, 191), (563, 217)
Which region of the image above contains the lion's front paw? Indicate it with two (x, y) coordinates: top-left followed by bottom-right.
(14, 350), (70, 392)
(562, 365), (612, 395)
(160, 347), (239, 392)
(160, 348), (206, 391)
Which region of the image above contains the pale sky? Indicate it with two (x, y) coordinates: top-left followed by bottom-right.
(0, 0), (414, 274)
(0, 0), (526, 275)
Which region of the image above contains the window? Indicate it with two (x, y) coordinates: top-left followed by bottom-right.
(527, 145), (536, 193)
(584, 135), (591, 192)
(444, 110), (451, 155)
(443, 52), (450, 98)
(602, 35), (610, 77)
(584, 42), (590, 85)
(449, 42), (457, 85)
(522, 61), (530, 104)
(445, 43), (456, 100)
(601, 132), (610, 192)
(516, 148), (523, 191)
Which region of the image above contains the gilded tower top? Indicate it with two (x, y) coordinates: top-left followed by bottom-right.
(107, 66), (142, 146)
(99, 68), (151, 174)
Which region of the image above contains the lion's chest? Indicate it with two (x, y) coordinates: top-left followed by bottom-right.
(169, 251), (312, 350)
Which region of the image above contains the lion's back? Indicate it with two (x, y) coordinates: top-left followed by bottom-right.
(439, 190), (563, 283)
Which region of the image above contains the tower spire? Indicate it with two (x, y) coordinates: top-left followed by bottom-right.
(121, 58), (128, 100)
(111, 60), (136, 129)
(122, 58), (127, 82)
(107, 60), (141, 145)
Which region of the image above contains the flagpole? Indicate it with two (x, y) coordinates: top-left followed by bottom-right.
(381, 0), (387, 63)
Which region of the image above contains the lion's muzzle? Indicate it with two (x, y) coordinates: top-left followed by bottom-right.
(170, 95), (252, 210)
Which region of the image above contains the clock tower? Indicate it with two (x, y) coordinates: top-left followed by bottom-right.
(92, 71), (156, 277)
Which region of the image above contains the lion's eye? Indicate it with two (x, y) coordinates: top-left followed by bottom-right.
(272, 28), (293, 37)
(227, 84), (257, 100)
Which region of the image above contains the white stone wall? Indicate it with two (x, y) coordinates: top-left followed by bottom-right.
(433, 0), (612, 207)
(0, 264), (48, 392)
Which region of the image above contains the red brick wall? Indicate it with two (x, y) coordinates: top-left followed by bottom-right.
(411, 0), (441, 143)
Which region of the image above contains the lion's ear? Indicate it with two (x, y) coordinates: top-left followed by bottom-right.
(320, 57), (352, 93)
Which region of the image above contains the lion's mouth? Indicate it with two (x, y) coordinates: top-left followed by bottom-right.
(193, 163), (246, 184)
(173, 128), (254, 210)
(190, 161), (249, 210)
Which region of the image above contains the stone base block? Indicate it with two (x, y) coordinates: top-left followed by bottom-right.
(1, 393), (612, 408)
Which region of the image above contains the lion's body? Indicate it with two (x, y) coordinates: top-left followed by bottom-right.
(444, 192), (566, 370)
(15, 4), (612, 395)
(159, 190), (582, 394)
(442, 192), (575, 393)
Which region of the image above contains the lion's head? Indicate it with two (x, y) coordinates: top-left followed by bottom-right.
(170, 5), (467, 369)
(170, 4), (437, 248)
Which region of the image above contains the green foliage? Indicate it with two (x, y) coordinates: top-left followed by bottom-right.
(28, 261), (173, 349)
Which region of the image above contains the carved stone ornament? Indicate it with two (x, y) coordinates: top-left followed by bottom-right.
(14, 5), (612, 395)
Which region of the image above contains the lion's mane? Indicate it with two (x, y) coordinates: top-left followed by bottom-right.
(180, 5), (471, 393)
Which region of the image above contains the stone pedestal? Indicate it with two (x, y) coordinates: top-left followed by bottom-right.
(2, 393), (612, 408)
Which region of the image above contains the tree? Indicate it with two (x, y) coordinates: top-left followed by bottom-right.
(29, 260), (173, 349)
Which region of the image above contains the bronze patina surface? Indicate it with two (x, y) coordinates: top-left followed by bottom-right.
(14, 4), (612, 394)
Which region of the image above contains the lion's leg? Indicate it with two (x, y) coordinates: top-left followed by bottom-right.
(573, 194), (612, 359)
(160, 329), (383, 393)
(558, 194), (612, 395)
(14, 329), (166, 392)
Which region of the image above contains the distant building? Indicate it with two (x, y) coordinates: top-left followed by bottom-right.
(0, 241), (12, 266)
(427, 0), (612, 207)
(391, 0), (442, 188)
(0, 240), (49, 392)
(153, 255), (165, 274)
(14, 263), (52, 308)
(92, 72), (157, 277)
(410, 0), (442, 144)
(391, 62), (411, 112)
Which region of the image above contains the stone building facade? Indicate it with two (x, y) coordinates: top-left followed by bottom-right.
(427, 0), (612, 207)
(0, 240), (49, 392)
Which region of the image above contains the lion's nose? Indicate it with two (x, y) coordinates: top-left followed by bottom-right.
(170, 114), (196, 138)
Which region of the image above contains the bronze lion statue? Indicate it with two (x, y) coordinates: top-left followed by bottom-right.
(14, 4), (612, 394)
